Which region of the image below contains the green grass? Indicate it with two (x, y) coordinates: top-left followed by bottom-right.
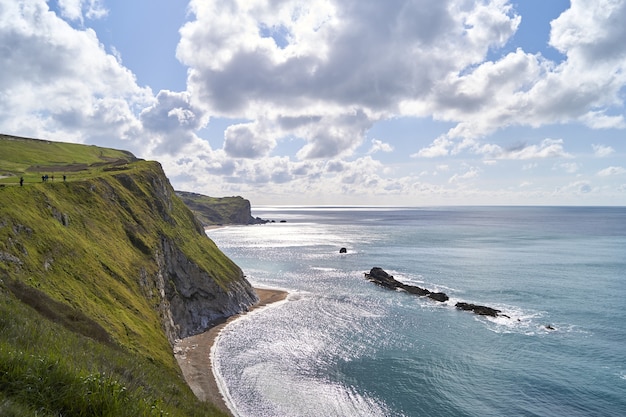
(0, 135), (238, 416)
(0, 283), (225, 416)
(0, 134), (137, 185)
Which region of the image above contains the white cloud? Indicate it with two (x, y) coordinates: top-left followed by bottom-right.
(412, 135), (453, 158)
(223, 122), (276, 158)
(2, 0), (626, 205)
(139, 90), (209, 154)
(414, 0), (626, 156)
(368, 139), (394, 154)
(178, 0), (523, 160)
(556, 162), (580, 174)
(592, 144), (615, 157)
(58, 0), (108, 23)
(448, 166), (480, 183)
(597, 166), (626, 177)
(556, 181), (593, 195)
(0, 0), (150, 148)
(482, 138), (573, 160)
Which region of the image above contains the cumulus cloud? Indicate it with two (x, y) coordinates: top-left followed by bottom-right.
(593, 144), (615, 157)
(223, 122), (276, 158)
(139, 90), (209, 154)
(0, 0), (151, 148)
(482, 138), (573, 160)
(2, 0), (626, 205)
(414, 0), (626, 157)
(449, 166), (480, 183)
(58, 0), (108, 23)
(412, 136), (454, 158)
(597, 166), (626, 177)
(557, 181), (593, 195)
(367, 139), (394, 154)
(178, 0), (523, 160)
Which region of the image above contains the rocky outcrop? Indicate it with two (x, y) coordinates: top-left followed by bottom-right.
(156, 236), (258, 342)
(364, 267), (449, 302)
(455, 302), (505, 318)
(364, 267), (508, 319)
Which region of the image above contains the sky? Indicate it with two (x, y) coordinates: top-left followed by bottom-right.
(1, 0), (625, 206)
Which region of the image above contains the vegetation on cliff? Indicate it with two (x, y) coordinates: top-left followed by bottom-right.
(0, 135), (251, 416)
(175, 191), (266, 226)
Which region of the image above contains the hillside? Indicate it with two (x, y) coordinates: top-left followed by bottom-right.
(0, 134), (257, 416)
(175, 191), (267, 226)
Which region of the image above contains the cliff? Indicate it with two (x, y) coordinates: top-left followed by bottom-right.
(0, 135), (256, 416)
(175, 191), (267, 226)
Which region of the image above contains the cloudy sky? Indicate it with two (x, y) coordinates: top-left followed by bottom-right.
(1, 0), (625, 205)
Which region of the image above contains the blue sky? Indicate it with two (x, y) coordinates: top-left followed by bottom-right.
(1, 0), (625, 205)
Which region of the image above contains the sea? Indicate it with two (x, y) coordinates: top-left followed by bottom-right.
(207, 206), (626, 417)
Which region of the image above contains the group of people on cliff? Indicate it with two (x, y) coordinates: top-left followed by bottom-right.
(18, 174), (67, 186)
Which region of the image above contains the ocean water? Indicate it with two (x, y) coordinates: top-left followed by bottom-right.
(208, 207), (626, 417)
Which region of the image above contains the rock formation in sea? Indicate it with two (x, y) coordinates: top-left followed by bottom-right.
(454, 302), (503, 317)
(364, 267), (509, 318)
(364, 267), (449, 302)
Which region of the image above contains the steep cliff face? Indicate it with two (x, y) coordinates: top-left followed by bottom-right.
(110, 165), (259, 344)
(158, 236), (257, 340)
(0, 152), (258, 361)
(175, 192), (267, 226)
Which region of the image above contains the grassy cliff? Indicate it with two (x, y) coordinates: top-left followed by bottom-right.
(0, 135), (245, 416)
(175, 192), (265, 226)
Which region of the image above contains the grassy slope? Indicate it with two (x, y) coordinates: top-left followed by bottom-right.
(0, 135), (231, 416)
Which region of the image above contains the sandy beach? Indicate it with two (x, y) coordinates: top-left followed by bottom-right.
(174, 288), (288, 416)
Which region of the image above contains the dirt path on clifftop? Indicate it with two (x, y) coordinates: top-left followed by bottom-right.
(174, 288), (288, 416)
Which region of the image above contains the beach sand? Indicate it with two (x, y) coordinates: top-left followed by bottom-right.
(174, 288), (288, 416)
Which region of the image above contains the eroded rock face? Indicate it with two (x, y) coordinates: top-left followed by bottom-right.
(156, 236), (259, 342)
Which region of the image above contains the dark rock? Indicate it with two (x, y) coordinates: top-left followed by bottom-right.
(339, 247), (347, 253)
(455, 302), (501, 317)
(428, 292), (449, 302)
(364, 267), (448, 302)
(365, 268), (508, 319)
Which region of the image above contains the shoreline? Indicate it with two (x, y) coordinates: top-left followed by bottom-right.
(174, 288), (288, 416)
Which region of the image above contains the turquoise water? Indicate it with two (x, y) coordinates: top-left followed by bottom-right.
(208, 207), (626, 416)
